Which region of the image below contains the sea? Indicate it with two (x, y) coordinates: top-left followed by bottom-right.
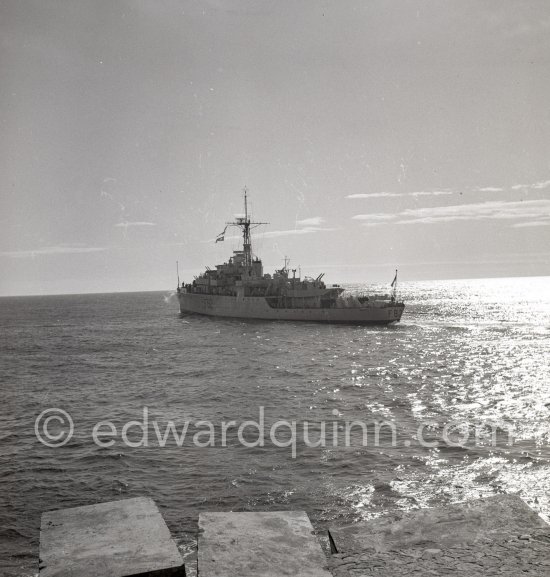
(1, 276), (549, 576)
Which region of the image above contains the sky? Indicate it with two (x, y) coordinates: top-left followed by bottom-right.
(1, 0), (549, 296)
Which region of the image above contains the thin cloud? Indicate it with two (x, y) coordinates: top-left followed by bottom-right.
(347, 178), (550, 199)
(396, 199), (550, 225)
(114, 221), (156, 228)
(353, 199), (550, 226)
(1, 246), (107, 259)
(347, 192), (402, 198)
(470, 179), (550, 193)
(410, 191), (454, 197)
(256, 226), (337, 239)
(510, 180), (550, 191)
(352, 213), (399, 222)
(512, 220), (550, 228)
(296, 216), (325, 226)
(346, 191), (452, 199)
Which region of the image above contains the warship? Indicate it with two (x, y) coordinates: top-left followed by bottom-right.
(177, 190), (404, 324)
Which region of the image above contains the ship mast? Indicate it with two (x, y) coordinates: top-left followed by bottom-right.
(227, 187), (268, 269)
(243, 188), (252, 267)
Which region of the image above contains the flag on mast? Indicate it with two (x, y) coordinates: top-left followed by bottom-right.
(390, 269), (398, 287)
(215, 226), (227, 243)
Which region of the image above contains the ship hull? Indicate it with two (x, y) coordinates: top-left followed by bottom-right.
(178, 293), (404, 324)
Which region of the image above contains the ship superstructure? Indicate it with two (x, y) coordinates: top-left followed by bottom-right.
(177, 190), (404, 324)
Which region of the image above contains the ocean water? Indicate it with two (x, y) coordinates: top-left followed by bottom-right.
(1, 276), (550, 576)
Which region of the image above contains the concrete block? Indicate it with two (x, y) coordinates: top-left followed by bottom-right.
(39, 496), (185, 577)
(198, 511), (331, 577)
(328, 494), (549, 554)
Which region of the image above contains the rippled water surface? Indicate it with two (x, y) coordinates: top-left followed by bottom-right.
(2, 277), (550, 575)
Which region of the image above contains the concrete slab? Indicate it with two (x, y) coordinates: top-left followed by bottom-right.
(198, 511), (332, 577)
(39, 496), (185, 577)
(328, 494), (549, 554)
(328, 528), (550, 577)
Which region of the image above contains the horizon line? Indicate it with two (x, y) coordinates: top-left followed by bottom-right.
(1, 273), (549, 298)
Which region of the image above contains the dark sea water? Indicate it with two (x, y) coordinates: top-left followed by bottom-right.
(2, 277), (550, 576)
